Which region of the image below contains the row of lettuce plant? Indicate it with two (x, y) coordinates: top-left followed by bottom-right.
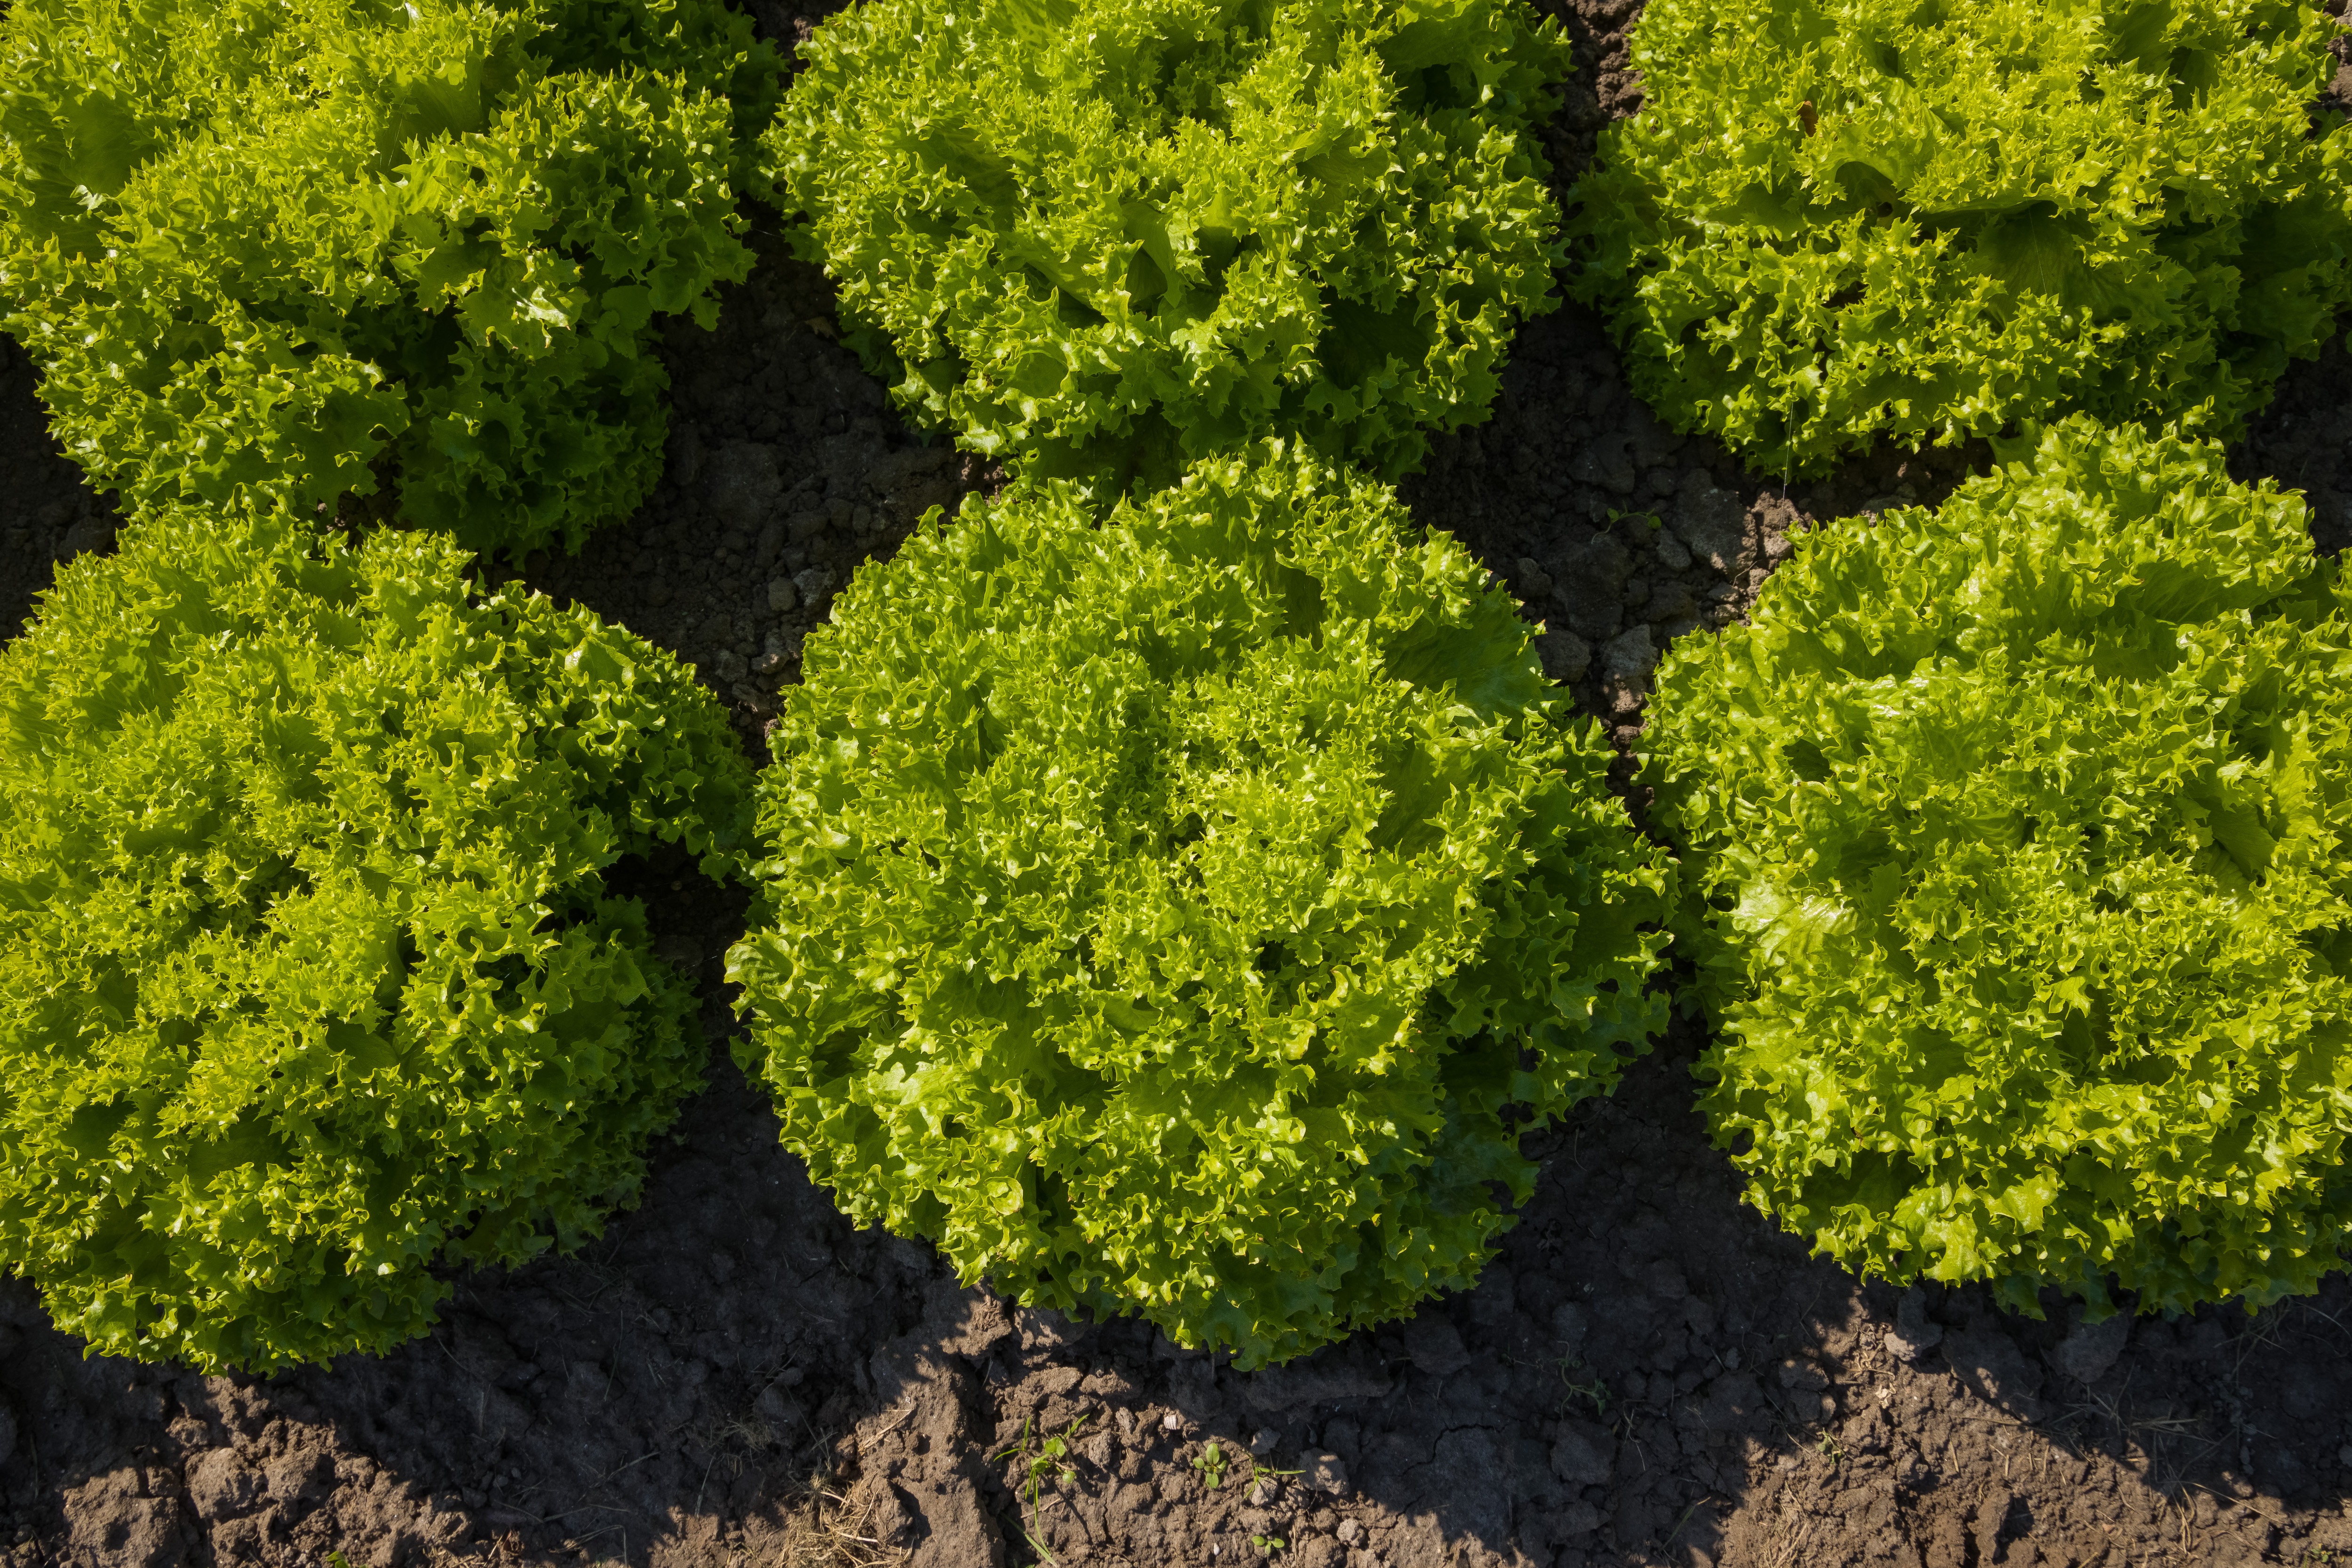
(731, 0), (1680, 1367)
(0, 0), (777, 1369)
(1573, 0), (2352, 1323)
(0, 0), (1654, 1371)
(2, 0), (2350, 1374)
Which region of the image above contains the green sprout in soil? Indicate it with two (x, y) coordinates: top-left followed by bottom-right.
(990, 1412), (1091, 1565)
(1192, 1439), (1230, 1489)
(1557, 1357), (1611, 1419)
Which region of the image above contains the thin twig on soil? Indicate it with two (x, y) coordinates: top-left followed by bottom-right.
(855, 1401), (917, 1453)
(1663, 1494), (1715, 1549)
(579, 1449), (660, 1492)
(2185, 1481), (2289, 1530)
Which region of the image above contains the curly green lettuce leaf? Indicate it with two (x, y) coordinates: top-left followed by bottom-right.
(727, 445), (1674, 1366)
(1643, 414), (2352, 1319)
(0, 499), (758, 1371)
(0, 0), (781, 559)
(766, 0), (1572, 493)
(1569, 0), (2352, 476)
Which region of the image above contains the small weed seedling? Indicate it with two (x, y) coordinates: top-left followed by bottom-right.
(1602, 506), (1664, 535)
(1558, 1357), (1611, 1419)
(1193, 1439), (1230, 1489)
(1250, 1534), (1288, 1556)
(1815, 1429), (1847, 1466)
(990, 1412), (1091, 1564)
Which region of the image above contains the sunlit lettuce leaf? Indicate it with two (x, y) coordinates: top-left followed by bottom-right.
(0, 0), (782, 560)
(765, 0), (1573, 493)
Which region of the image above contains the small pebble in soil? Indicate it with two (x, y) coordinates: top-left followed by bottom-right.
(1338, 1519), (1364, 1545)
(1886, 1289), (1944, 1363)
(1161, 1412), (1180, 1432)
(1250, 1428), (1277, 1455)
(791, 566), (836, 613)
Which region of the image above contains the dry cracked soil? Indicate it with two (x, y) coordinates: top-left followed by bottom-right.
(5, 2), (2352, 1566)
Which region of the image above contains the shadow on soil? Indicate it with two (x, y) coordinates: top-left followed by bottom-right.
(14, 989), (2352, 1568)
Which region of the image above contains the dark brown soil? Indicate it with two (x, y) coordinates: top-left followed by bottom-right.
(5, 3), (2352, 1567)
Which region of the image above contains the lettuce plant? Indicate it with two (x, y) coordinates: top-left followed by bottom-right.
(766, 0), (1572, 493)
(0, 501), (758, 1371)
(0, 0), (783, 560)
(1568, 0), (2352, 476)
(1643, 414), (2352, 1318)
(726, 447), (1674, 1365)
